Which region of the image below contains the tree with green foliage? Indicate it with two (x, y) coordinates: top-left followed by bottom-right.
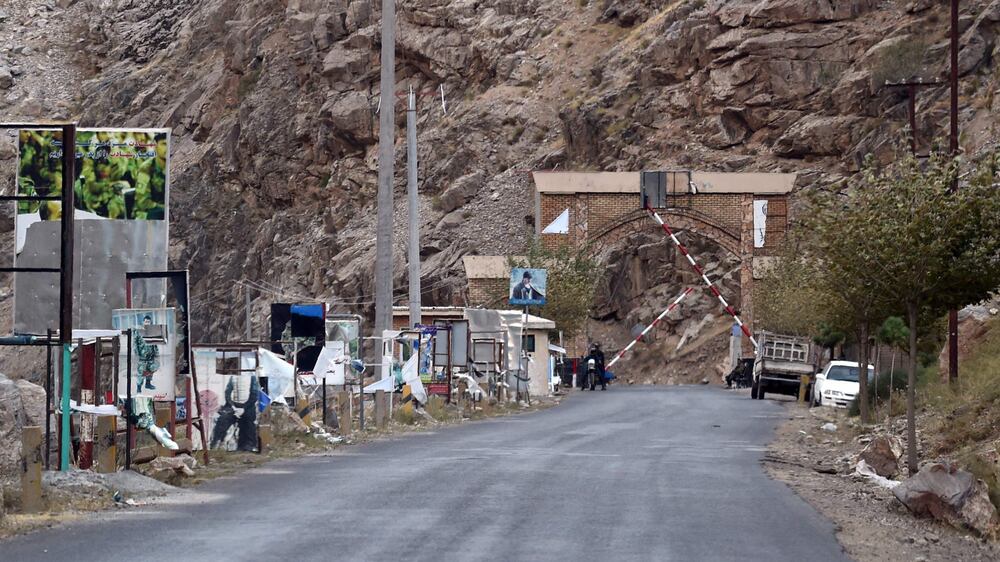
(754, 239), (832, 336)
(813, 322), (846, 364)
(507, 241), (601, 341)
(802, 181), (900, 424)
(810, 150), (1000, 472)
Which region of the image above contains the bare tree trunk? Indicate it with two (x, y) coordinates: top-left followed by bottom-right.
(906, 303), (919, 473)
(857, 323), (870, 424)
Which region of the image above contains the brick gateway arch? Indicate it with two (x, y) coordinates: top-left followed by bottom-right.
(532, 171), (795, 356)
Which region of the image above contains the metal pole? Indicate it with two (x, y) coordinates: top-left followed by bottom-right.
(245, 286), (252, 341)
(45, 331), (52, 470)
(884, 78), (941, 156)
(522, 306), (530, 405)
(948, 0), (960, 383)
(353, 314), (365, 431)
(126, 329), (133, 470)
(59, 124), (76, 472)
(373, 0), (397, 377)
(908, 83), (917, 155)
(445, 324), (455, 404)
(406, 86), (421, 328)
(292, 340), (299, 411)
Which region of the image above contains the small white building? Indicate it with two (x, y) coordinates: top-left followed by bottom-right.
(497, 310), (556, 397)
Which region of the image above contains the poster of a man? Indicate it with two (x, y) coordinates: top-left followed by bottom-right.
(113, 308), (177, 401)
(134, 315), (160, 393)
(509, 268), (547, 306)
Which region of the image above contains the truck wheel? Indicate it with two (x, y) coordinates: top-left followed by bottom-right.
(758, 381), (766, 400)
(750, 379), (759, 399)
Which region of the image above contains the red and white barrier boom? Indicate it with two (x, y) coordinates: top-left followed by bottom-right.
(607, 287), (695, 369)
(645, 205), (759, 351)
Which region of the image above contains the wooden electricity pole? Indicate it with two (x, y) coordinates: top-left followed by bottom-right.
(947, 0), (960, 382)
(884, 78), (941, 155)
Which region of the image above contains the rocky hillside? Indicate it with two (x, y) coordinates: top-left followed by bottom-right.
(1, 0), (999, 378)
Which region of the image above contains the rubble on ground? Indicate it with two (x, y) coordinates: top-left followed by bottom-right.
(0, 372), (47, 476)
(42, 468), (176, 505)
(269, 403), (310, 435)
(766, 404), (1000, 561)
(858, 435), (904, 479)
(144, 454), (198, 483)
(308, 422), (344, 445)
(893, 462), (1000, 539)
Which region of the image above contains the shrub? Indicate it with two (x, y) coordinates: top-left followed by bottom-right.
(848, 369), (908, 417)
(870, 37), (930, 88)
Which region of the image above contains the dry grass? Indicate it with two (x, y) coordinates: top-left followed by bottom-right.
(920, 315), (1000, 507)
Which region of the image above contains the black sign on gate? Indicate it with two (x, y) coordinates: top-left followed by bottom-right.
(640, 171), (693, 208)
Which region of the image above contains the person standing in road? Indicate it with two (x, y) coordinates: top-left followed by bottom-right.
(585, 342), (606, 391)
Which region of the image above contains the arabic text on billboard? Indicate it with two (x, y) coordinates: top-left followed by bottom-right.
(18, 129), (168, 220)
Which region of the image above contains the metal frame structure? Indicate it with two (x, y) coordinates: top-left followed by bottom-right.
(191, 343), (259, 457)
(1, 122), (76, 470)
(125, 269), (210, 463)
(326, 313), (364, 429)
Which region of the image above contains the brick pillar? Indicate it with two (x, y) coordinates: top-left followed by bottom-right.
(574, 194), (589, 242)
(739, 194), (755, 358)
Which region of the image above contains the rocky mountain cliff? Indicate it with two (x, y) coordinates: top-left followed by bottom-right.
(1, 0), (999, 380)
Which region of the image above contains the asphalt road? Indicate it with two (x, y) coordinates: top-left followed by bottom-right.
(1, 386), (848, 562)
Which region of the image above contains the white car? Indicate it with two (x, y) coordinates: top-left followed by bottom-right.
(811, 361), (875, 408)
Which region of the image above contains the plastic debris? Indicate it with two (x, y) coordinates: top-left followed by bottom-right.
(854, 459), (900, 489)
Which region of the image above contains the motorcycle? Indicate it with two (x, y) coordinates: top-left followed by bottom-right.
(583, 358), (607, 391)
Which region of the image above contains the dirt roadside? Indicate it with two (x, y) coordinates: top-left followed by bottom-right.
(0, 395), (560, 540)
(764, 399), (1000, 562)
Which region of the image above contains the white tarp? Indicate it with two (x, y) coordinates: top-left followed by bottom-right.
(363, 376), (394, 394)
(542, 208), (569, 234)
(313, 341), (346, 385)
(69, 400), (119, 416)
(257, 348), (293, 404)
(400, 352), (428, 404)
(753, 199), (768, 248)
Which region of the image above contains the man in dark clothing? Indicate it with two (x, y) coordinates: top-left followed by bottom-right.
(585, 343), (606, 391)
(511, 270), (544, 302)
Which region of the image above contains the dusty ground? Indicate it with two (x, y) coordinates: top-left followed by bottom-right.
(764, 396), (1000, 562)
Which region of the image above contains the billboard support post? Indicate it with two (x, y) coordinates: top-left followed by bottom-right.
(59, 124), (76, 472)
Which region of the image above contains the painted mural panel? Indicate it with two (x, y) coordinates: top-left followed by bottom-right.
(113, 308), (177, 401)
(193, 349), (260, 452)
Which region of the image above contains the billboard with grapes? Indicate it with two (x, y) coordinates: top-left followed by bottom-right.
(13, 128), (170, 334)
(17, 129), (169, 221)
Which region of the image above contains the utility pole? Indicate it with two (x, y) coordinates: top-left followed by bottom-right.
(948, 0), (959, 383)
(245, 287), (252, 340)
(406, 85), (421, 327)
(374, 0), (396, 375)
(884, 78), (941, 155)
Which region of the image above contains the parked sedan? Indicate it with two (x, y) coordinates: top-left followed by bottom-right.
(811, 361), (875, 408)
